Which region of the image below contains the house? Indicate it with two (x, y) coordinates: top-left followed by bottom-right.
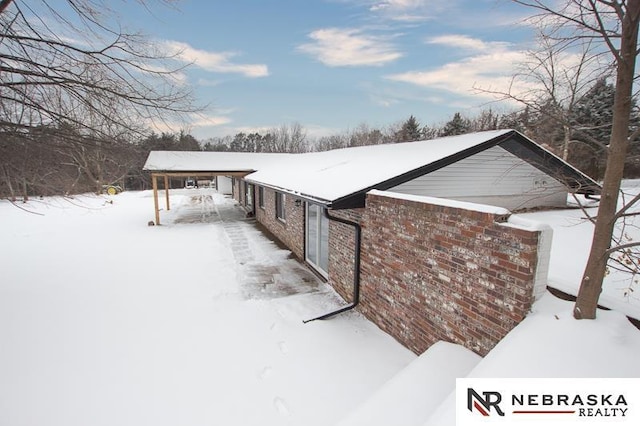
(144, 129), (600, 356)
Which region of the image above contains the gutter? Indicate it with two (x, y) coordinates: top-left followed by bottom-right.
(303, 208), (361, 323)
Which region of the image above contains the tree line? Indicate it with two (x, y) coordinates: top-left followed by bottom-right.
(2, 1), (637, 200)
(2, 75), (638, 200)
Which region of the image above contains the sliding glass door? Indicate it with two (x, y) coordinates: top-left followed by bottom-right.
(306, 203), (329, 276)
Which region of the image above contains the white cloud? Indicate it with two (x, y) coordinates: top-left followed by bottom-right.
(426, 34), (508, 52)
(368, 0), (449, 22)
(147, 112), (233, 136)
(386, 37), (533, 101)
(370, 0), (429, 11)
(297, 28), (402, 67)
(127, 62), (190, 86)
(191, 114), (232, 128)
(164, 40), (269, 78)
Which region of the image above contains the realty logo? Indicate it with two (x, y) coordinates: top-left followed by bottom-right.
(458, 378), (640, 425)
(467, 388), (505, 417)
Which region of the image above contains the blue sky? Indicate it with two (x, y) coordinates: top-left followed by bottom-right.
(119, 0), (537, 140)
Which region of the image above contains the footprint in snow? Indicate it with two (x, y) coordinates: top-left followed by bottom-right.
(273, 397), (290, 417)
(258, 366), (273, 380)
(278, 341), (289, 354)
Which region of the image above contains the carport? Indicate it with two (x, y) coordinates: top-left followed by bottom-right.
(143, 151), (291, 225)
(148, 171), (250, 225)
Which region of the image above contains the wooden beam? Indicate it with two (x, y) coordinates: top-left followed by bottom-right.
(152, 173), (160, 225)
(145, 171), (253, 178)
(164, 174), (170, 211)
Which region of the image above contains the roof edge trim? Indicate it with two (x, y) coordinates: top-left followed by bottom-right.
(330, 130), (517, 209)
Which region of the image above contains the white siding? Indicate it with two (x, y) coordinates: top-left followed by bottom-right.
(217, 176), (233, 195)
(534, 225), (554, 300)
(390, 146), (568, 210)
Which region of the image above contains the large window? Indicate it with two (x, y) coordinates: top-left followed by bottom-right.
(275, 192), (286, 222)
(306, 203), (329, 276)
(244, 182), (253, 208)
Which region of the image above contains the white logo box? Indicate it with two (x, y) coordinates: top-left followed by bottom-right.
(456, 378), (640, 425)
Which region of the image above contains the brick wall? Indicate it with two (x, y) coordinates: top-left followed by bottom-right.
(253, 185), (305, 260)
(359, 191), (543, 356)
(326, 209), (364, 302)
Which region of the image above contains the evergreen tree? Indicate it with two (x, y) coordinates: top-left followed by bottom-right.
(572, 79), (615, 147)
(570, 79), (640, 178)
(499, 109), (529, 133)
(230, 133), (250, 152)
(178, 131), (201, 151)
(395, 115), (422, 142)
(440, 112), (471, 136)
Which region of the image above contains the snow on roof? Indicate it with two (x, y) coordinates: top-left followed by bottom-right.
(424, 292), (640, 425)
(369, 189), (511, 216)
(143, 129), (598, 206)
(246, 129), (514, 204)
(143, 151), (292, 173)
(336, 341), (480, 426)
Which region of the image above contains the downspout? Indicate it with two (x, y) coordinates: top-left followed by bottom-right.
(303, 208), (361, 323)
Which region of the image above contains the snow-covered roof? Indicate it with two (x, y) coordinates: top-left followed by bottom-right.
(143, 151), (292, 173)
(246, 129), (599, 208)
(142, 130), (600, 208)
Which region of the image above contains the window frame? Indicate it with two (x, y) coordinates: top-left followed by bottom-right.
(244, 182), (253, 208)
(258, 186), (265, 209)
(305, 202), (329, 278)
(275, 192), (286, 222)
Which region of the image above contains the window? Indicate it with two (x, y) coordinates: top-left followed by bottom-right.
(306, 203), (329, 276)
(275, 192), (286, 222)
(258, 186), (264, 209)
(244, 182), (253, 208)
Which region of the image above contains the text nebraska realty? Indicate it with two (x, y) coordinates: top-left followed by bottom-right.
(470, 388), (629, 417)
(513, 392), (628, 417)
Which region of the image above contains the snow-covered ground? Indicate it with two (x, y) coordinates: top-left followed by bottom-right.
(517, 180), (640, 320)
(2, 187), (640, 426)
(0, 189), (414, 426)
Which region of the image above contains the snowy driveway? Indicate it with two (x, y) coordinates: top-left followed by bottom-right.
(0, 190), (414, 426)
(172, 192), (325, 301)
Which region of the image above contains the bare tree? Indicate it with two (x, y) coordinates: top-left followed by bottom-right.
(513, 0), (640, 319)
(271, 123), (309, 153)
(478, 31), (610, 161)
(0, 0), (198, 140)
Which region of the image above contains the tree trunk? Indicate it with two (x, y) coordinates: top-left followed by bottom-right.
(1, 165), (16, 201)
(0, 0), (13, 14)
(574, 0), (640, 319)
(562, 124), (570, 161)
(21, 177), (28, 202)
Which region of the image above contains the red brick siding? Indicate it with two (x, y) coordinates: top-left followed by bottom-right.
(252, 185), (305, 260)
(327, 209), (364, 302)
(359, 192), (540, 356)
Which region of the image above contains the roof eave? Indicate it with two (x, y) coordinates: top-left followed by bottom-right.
(143, 169), (255, 176)
(331, 130), (518, 210)
(245, 178), (332, 206)
(498, 132), (602, 195)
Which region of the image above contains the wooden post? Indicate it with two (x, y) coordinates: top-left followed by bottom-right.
(164, 174), (170, 211)
(152, 173), (160, 225)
